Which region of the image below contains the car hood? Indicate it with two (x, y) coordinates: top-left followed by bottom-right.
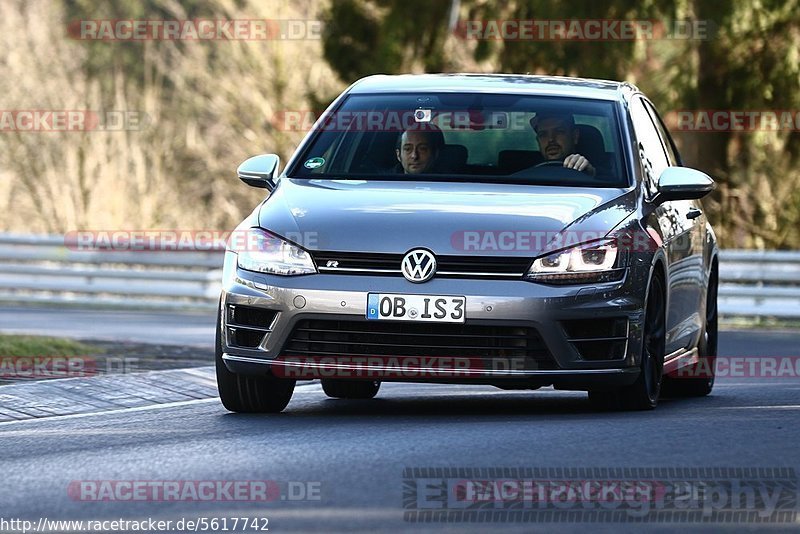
(258, 178), (637, 257)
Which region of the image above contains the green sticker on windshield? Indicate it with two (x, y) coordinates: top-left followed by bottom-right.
(304, 157), (325, 169)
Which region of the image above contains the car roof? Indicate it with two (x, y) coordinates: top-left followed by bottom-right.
(348, 73), (637, 102)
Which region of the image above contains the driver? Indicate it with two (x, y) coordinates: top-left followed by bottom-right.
(530, 111), (595, 176)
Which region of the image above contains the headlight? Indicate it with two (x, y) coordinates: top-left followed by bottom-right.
(525, 239), (626, 284)
(231, 228), (317, 276)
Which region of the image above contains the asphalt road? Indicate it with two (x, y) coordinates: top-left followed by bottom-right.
(0, 306), (215, 346)
(1, 329), (799, 532)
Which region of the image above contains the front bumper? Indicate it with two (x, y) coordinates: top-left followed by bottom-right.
(219, 251), (646, 389)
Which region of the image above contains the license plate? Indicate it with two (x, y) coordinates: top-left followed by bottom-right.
(366, 293), (466, 323)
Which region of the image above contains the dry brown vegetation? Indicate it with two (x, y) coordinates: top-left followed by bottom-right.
(0, 0), (342, 233)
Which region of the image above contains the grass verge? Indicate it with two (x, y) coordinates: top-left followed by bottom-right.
(0, 335), (103, 357)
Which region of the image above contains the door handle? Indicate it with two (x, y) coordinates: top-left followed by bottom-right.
(686, 208), (703, 220)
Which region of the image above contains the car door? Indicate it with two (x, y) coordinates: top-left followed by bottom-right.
(628, 96), (691, 355)
(643, 99), (706, 349)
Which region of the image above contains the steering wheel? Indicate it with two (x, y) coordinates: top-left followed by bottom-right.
(534, 159), (565, 168)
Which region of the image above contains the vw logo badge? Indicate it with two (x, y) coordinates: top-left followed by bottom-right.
(401, 249), (436, 283)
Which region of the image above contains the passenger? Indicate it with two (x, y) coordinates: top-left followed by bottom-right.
(395, 125), (444, 174)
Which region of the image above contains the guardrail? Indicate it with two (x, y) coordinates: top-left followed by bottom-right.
(0, 233), (798, 317)
(0, 233), (223, 311)
(718, 250), (800, 318)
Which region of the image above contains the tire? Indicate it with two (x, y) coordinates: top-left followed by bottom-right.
(321, 379), (381, 399)
(663, 266), (717, 397)
(215, 314), (295, 413)
(589, 273), (666, 411)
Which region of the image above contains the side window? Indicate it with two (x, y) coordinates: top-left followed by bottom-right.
(643, 100), (681, 166)
(630, 97), (670, 197)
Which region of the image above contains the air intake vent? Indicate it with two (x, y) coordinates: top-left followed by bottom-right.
(561, 318), (628, 361)
(227, 305), (276, 329)
(228, 327), (266, 349)
(226, 304), (277, 349)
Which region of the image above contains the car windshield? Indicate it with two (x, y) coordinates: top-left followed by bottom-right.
(289, 93), (628, 187)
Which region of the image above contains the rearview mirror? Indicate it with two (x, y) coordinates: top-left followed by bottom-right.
(652, 167), (715, 205)
(237, 154), (280, 191)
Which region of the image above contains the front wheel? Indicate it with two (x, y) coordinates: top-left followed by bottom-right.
(215, 315), (295, 413)
(589, 273), (666, 411)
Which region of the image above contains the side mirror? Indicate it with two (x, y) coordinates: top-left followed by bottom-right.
(651, 167), (715, 205)
(237, 154), (280, 191)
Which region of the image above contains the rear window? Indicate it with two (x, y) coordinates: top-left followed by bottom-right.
(289, 93), (628, 187)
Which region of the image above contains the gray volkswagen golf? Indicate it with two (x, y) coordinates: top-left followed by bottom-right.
(217, 74), (718, 413)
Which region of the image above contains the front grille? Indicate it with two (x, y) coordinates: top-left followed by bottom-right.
(561, 318), (628, 361)
(312, 251), (531, 279)
(280, 319), (557, 370)
(225, 304), (277, 349)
